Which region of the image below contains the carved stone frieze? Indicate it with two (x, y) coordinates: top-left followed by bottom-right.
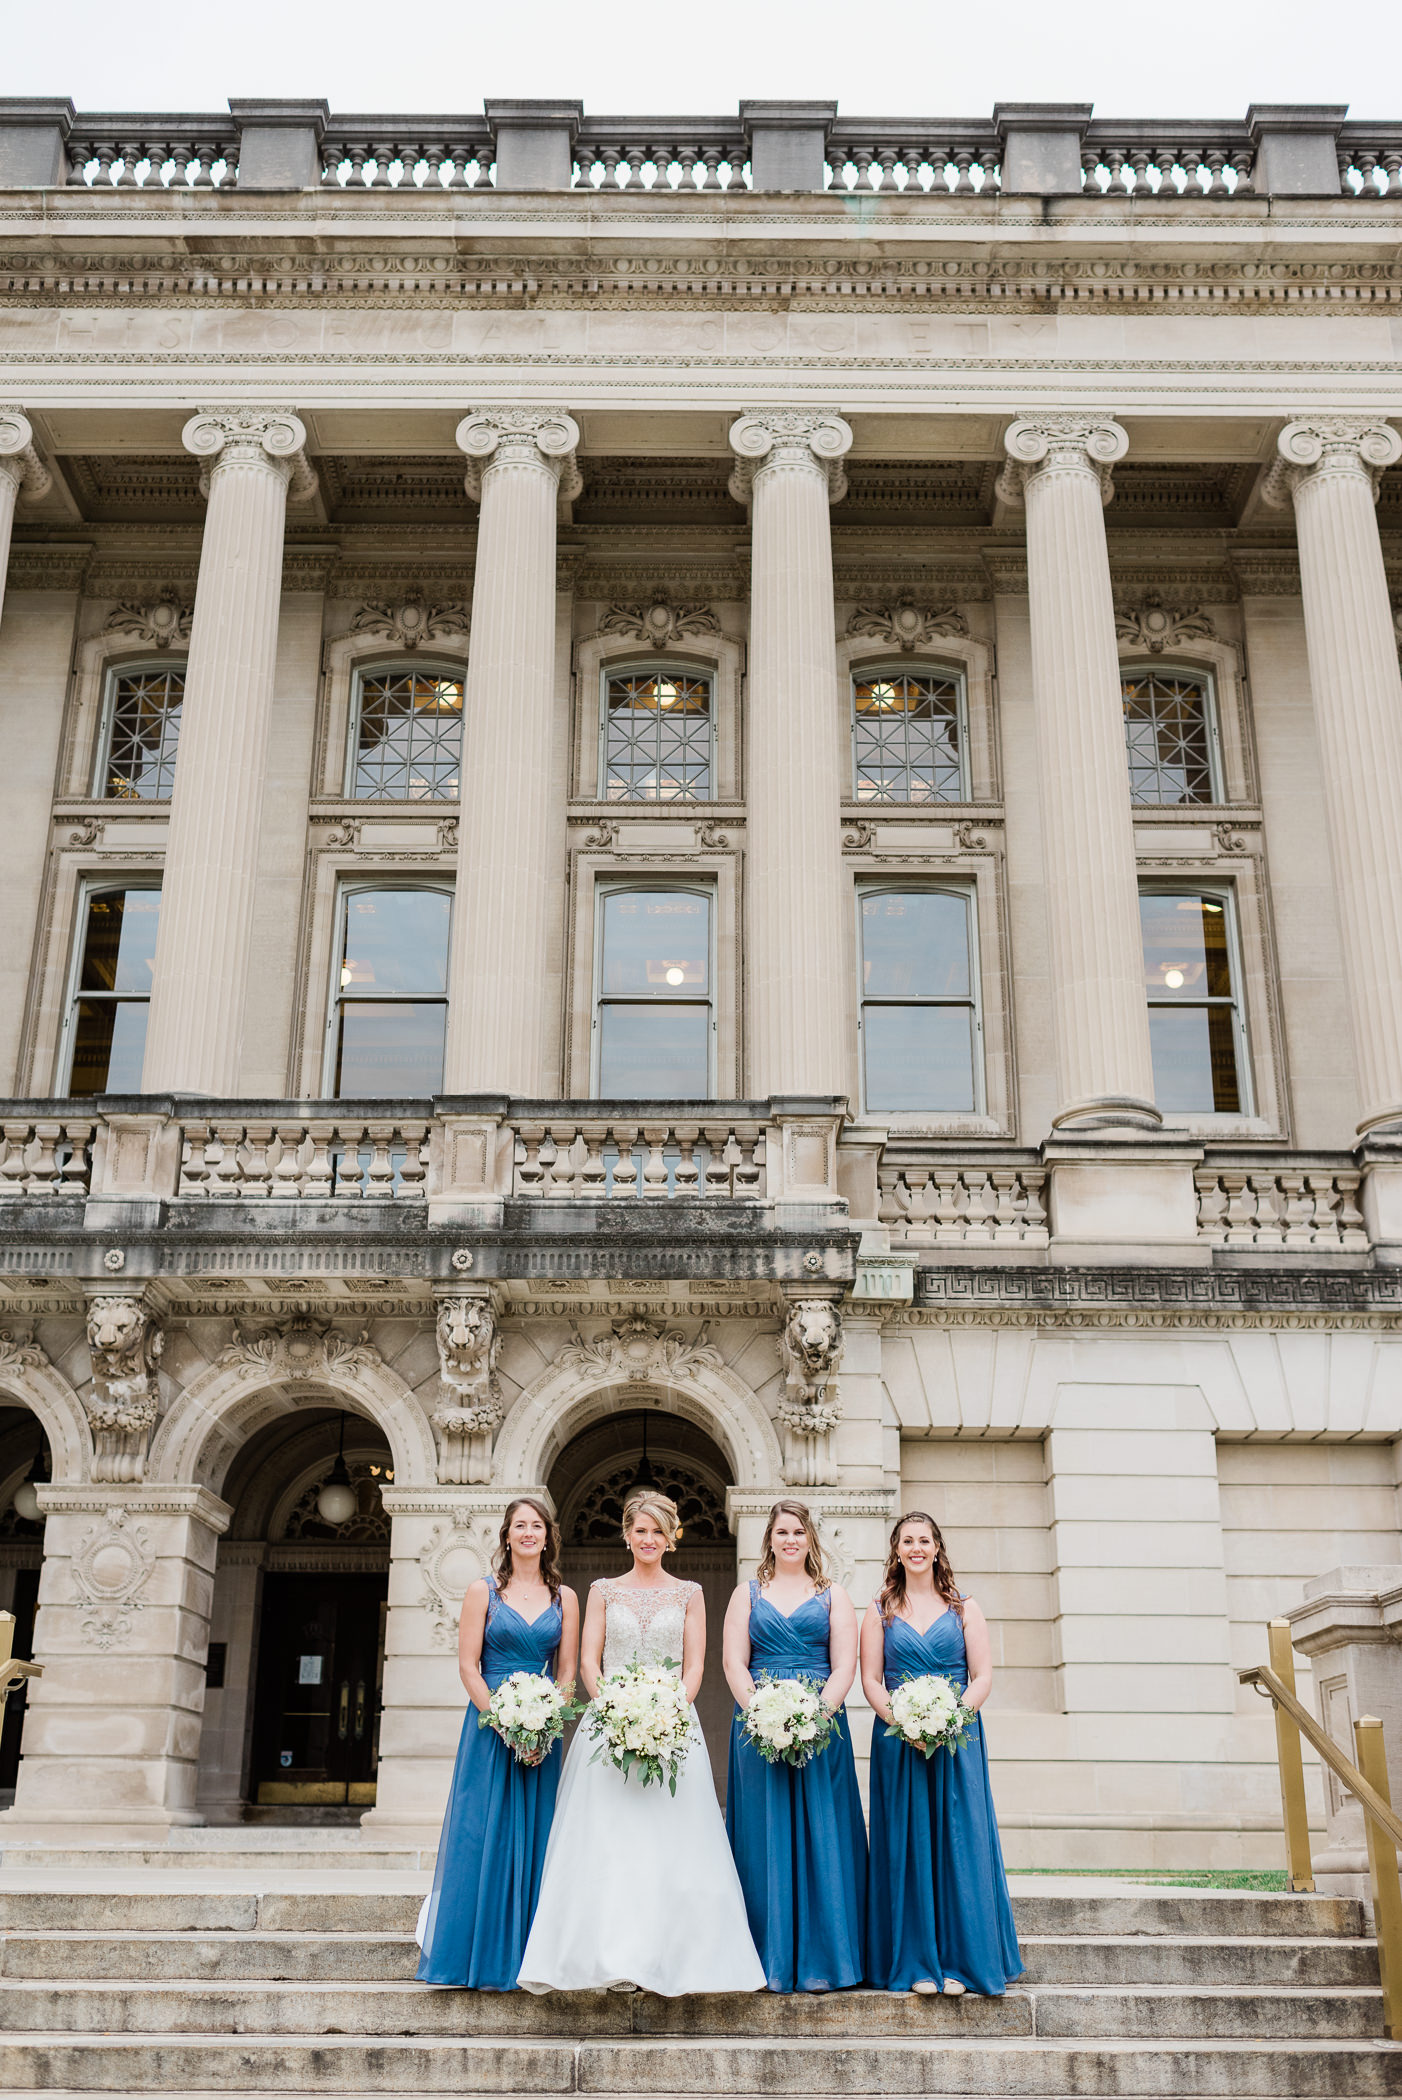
(431, 1293), (502, 1486)
(86, 1296), (163, 1483)
(845, 595), (970, 652)
(71, 1505), (155, 1648)
(350, 588), (470, 651)
(598, 598), (721, 650)
(557, 1315), (724, 1384)
(1114, 591), (1216, 654)
(103, 587), (193, 650)
(216, 1315), (382, 1380)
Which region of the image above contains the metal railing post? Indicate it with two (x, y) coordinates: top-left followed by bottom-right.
(1355, 1715), (1402, 2040)
(1268, 1617), (1315, 1891)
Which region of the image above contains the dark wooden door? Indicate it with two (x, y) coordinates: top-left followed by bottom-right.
(0, 1566), (39, 1796)
(251, 1573), (387, 1806)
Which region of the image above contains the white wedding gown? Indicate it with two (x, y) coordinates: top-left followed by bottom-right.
(516, 1578), (765, 1995)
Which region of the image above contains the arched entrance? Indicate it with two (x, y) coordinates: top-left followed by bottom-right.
(0, 1405), (47, 1804)
(548, 1405), (737, 1796)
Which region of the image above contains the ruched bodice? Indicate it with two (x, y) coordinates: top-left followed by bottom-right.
(482, 1584), (563, 1691)
(883, 1608), (968, 1692)
(746, 1583), (834, 1681)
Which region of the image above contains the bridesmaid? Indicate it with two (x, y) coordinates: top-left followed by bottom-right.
(417, 1496), (579, 1989)
(861, 1510), (1022, 1997)
(723, 1500), (867, 1992)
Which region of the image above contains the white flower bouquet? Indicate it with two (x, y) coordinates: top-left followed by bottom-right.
(587, 1660), (695, 1795)
(885, 1671), (975, 1760)
(741, 1672), (841, 1769)
(479, 1670), (581, 1763)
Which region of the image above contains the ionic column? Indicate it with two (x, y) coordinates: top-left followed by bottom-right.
(1265, 417), (1402, 1133)
(1000, 415), (1159, 1130)
(446, 408), (580, 1094)
(729, 408), (852, 1097)
(0, 407), (52, 628)
(141, 408), (313, 1096)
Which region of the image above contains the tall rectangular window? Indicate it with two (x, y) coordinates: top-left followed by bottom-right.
(329, 885), (451, 1096)
(63, 885), (162, 1096)
(348, 667), (463, 800)
(98, 667), (185, 799)
(1123, 671), (1218, 805)
(1140, 888), (1247, 1113)
(852, 669), (964, 803)
(595, 886), (713, 1096)
(858, 887), (979, 1112)
(602, 668), (713, 801)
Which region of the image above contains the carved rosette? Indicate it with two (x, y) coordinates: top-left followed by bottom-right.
(182, 405), (319, 504)
(997, 413), (1129, 509)
(599, 599), (721, 650)
(0, 406), (52, 501)
(85, 1296), (163, 1484)
(351, 588), (470, 651)
(432, 1292), (503, 1486)
(557, 1315), (724, 1386)
(1262, 417), (1402, 508)
(456, 407), (583, 504)
(728, 408), (853, 507)
(776, 1300), (845, 1489)
(845, 596), (970, 652)
(1114, 592), (1216, 654)
(104, 588), (193, 650)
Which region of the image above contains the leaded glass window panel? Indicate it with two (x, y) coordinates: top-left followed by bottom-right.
(65, 886), (162, 1096)
(350, 669), (463, 801)
(858, 887), (979, 1112)
(603, 669), (712, 802)
(852, 670), (964, 803)
(1140, 889), (1247, 1113)
(331, 886), (451, 1096)
(1123, 671), (1216, 805)
(102, 668), (184, 799)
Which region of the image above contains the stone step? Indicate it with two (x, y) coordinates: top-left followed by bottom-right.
(0, 1979), (1384, 2042)
(0, 1929), (1377, 1988)
(0, 1847), (433, 1873)
(2, 2032), (1401, 2095)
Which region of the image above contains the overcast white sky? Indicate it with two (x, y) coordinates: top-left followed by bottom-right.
(6, 0), (1398, 118)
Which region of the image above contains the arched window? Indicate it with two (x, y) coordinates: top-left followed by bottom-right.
(857, 885), (979, 1112)
(852, 667), (965, 803)
(61, 883), (162, 1096)
(594, 884), (714, 1096)
(1122, 669), (1220, 805)
(328, 884), (452, 1096)
(601, 666), (713, 801)
(347, 665), (463, 801)
(97, 665), (185, 799)
(1139, 886), (1248, 1113)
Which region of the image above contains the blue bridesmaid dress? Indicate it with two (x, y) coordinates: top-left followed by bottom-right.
(725, 1582), (867, 1992)
(417, 1579), (564, 1989)
(866, 1605), (1023, 1994)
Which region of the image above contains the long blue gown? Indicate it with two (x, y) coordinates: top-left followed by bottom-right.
(725, 1582), (867, 1992)
(417, 1580), (564, 1990)
(866, 1606), (1023, 1994)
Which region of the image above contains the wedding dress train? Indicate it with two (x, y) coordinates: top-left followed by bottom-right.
(516, 1578), (766, 1995)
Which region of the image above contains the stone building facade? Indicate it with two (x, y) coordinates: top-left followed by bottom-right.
(0, 93), (1400, 1864)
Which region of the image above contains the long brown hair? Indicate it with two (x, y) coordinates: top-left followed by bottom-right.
(878, 1510), (962, 1624)
(756, 1499), (830, 1591)
(493, 1496), (563, 1602)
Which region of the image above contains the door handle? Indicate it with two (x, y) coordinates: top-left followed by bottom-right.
(337, 1681), (350, 1741)
(353, 1679), (367, 1741)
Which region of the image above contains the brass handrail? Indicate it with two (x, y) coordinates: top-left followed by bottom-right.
(1239, 1616), (1402, 2038)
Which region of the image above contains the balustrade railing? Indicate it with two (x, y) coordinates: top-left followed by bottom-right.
(178, 1116), (431, 1199)
(512, 1113), (766, 1199)
(824, 124), (1002, 192)
(318, 123), (495, 188)
(1338, 126), (1402, 195)
(573, 122), (748, 190)
(65, 122), (239, 187)
(1080, 125), (1253, 194)
(878, 1158), (1049, 1246)
(0, 1116), (97, 1197)
(1194, 1159), (1368, 1249)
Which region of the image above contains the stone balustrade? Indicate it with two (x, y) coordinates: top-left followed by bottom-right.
(0, 1115), (97, 1197)
(64, 122), (238, 187)
(878, 1158), (1050, 1247)
(512, 1113), (767, 1199)
(1194, 1159), (1370, 1250)
(178, 1116), (431, 1200)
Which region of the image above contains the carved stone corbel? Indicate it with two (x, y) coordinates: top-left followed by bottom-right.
(85, 1295), (164, 1483)
(431, 1288), (504, 1485)
(776, 1298), (845, 1489)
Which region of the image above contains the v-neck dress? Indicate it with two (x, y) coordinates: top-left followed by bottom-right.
(725, 1582), (867, 1992)
(866, 1606), (1023, 1994)
(416, 1579), (564, 1989)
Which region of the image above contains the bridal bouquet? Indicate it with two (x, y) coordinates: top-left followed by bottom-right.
(587, 1661), (695, 1795)
(885, 1672), (975, 1760)
(480, 1671), (581, 1764)
(741, 1673), (841, 1769)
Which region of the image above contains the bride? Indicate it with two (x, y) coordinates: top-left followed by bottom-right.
(517, 1489), (765, 1995)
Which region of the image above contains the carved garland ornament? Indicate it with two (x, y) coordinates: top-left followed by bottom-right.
(86, 1296), (163, 1483)
(351, 588), (470, 651)
(216, 1316), (382, 1380)
(104, 588), (193, 650)
(557, 1315), (724, 1385)
(599, 599), (721, 650)
(1114, 592), (1216, 654)
(845, 596), (969, 652)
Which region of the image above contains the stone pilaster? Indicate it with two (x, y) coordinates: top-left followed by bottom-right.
(729, 408), (852, 1097)
(1000, 415), (1159, 1131)
(0, 406), (51, 630)
(141, 408), (312, 1096)
(1264, 416), (1402, 1133)
(446, 408), (580, 1094)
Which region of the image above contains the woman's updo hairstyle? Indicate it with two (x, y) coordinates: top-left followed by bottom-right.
(621, 1489), (681, 1551)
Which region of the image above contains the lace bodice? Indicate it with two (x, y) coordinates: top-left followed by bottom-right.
(596, 1578), (699, 1676)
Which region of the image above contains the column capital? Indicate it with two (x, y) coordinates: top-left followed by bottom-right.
(998, 412), (1129, 507)
(456, 406), (582, 502)
(0, 405), (51, 499)
(1263, 416), (1402, 507)
(181, 405), (317, 499)
(727, 406), (853, 507)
